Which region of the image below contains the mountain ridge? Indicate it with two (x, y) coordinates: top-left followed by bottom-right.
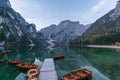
(0, 0), (11, 8)
(70, 0), (120, 45)
(0, 0), (42, 45)
(38, 20), (90, 43)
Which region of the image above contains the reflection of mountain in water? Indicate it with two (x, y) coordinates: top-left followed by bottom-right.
(0, 45), (112, 80)
(52, 46), (110, 80)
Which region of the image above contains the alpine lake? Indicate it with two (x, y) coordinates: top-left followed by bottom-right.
(0, 45), (120, 80)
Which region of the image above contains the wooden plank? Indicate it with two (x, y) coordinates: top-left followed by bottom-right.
(39, 71), (58, 80)
(39, 58), (58, 80)
(40, 58), (55, 71)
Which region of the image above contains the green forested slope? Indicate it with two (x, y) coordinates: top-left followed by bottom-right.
(70, 9), (120, 45)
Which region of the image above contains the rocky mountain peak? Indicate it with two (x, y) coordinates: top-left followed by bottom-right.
(59, 20), (71, 25)
(116, 0), (120, 7)
(60, 20), (79, 24)
(115, 0), (120, 11)
(0, 0), (11, 8)
(0, 0), (40, 45)
(110, 0), (120, 20)
(39, 20), (90, 43)
(58, 20), (80, 28)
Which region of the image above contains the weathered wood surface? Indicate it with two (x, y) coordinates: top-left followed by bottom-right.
(39, 58), (58, 80)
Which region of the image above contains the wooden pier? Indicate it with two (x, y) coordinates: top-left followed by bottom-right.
(39, 58), (58, 80)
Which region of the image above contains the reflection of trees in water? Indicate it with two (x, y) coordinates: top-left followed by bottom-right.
(49, 46), (111, 80)
(1, 46), (44, 62)
(72, 47), (120, 80)
(0, 45), (115, 80)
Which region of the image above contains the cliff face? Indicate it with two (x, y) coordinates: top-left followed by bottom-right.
(0, 0), (40, 45)
(0, 0), (11, 8)
(110, 0), (120, 20)
(38, 20), (90, 43)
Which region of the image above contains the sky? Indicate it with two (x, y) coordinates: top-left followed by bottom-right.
(10, 0), (117, 30)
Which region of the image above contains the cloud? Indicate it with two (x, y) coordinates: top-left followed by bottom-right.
(10, 0), (114, 30)
(82, 0), (110, 24)
(91, 0), (107, 13)
(10, 0), (44, 30)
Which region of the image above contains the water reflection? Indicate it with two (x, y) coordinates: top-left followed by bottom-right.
(81, 66), (110, 80)
(15, 58), (42, 80)
(15, 73), (25, 80)
(53, 47), (110, 80)
(0, 45), (119, 80)
(72, 47), (120, 80)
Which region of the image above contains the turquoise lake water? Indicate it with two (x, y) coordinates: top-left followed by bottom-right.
(0, 45), (120, 80)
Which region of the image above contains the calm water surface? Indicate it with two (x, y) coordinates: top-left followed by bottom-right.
(0, 45), (120, 80)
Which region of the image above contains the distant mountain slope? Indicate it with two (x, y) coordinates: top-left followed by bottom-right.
(0, 0), (41, 45)
(70, 0), (120, 45)
(38, 20), (90, 43)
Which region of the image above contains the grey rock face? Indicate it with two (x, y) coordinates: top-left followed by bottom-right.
(110, 0), (120, 20)
(0, 0), (11, 8)
(0, 0), (38, 45)
(38, 20), (90, 43)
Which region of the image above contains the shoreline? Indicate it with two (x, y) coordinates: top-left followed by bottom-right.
(85, 45), (120, 49)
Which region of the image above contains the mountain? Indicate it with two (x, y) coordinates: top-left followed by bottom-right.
(38, 20), (90, 43)
(70, 0), (120, 45)
(0, 0), (40, 46)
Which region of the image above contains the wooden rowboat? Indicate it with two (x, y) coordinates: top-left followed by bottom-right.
(53, 55), (64, 60)
(25, 68), (38, 80)
(62, 69), (92, 80)
(8, 59), (20, 64)
(0, 59), (5, 63)
(16, 63), (37, 70)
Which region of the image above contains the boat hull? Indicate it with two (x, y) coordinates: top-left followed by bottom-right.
(0, 59), (5, 63)
(62, 69), (92, 80)
(53, 55), (64, 60)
